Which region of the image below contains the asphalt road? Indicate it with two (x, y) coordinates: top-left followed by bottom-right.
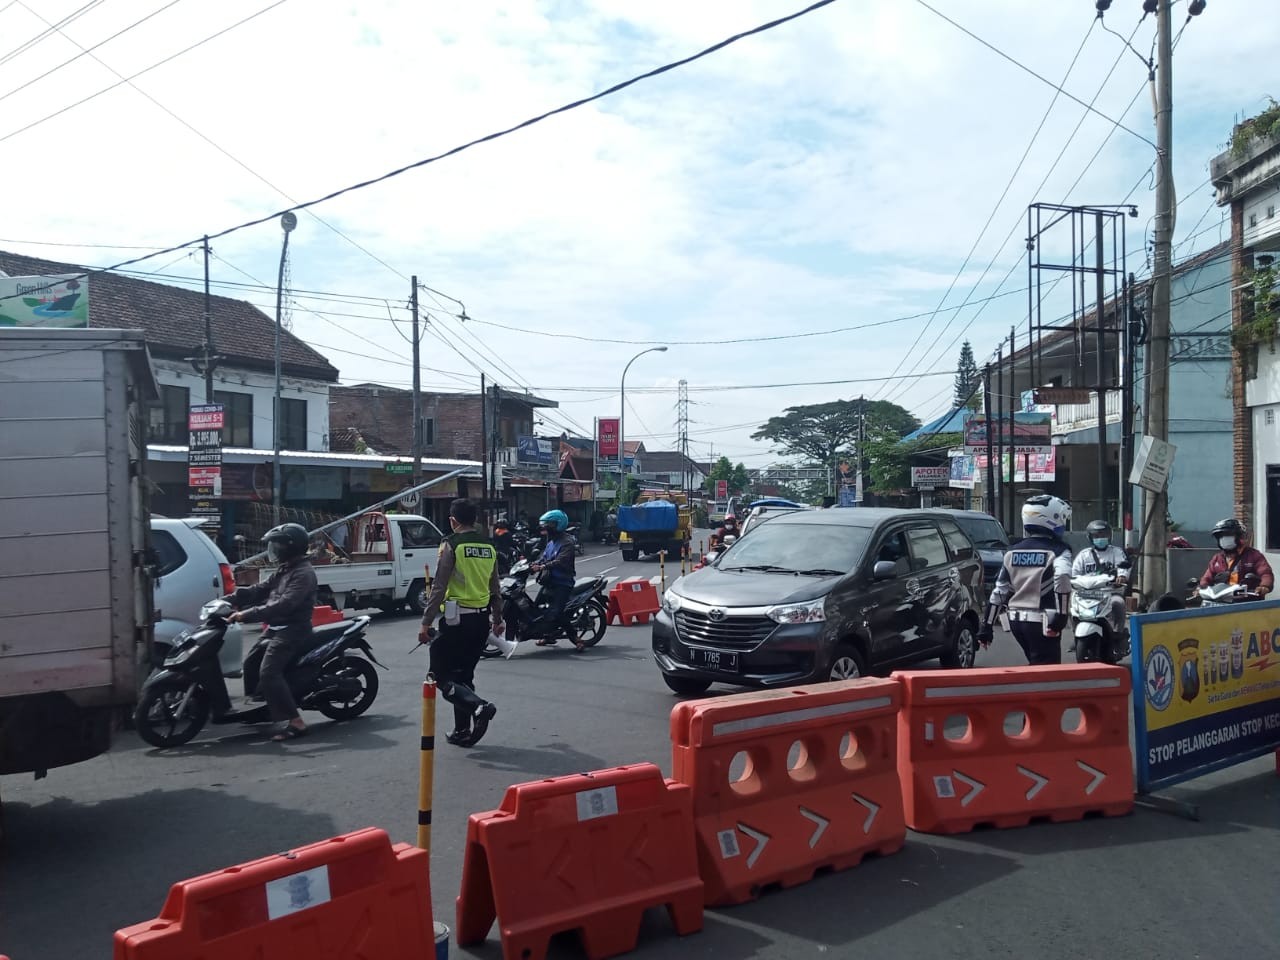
(2, 537), (1277, 959)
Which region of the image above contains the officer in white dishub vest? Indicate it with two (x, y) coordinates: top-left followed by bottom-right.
(978, 495), (1074, 666)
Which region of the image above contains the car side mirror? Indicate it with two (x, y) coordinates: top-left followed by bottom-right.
(873, 560), (898, 580)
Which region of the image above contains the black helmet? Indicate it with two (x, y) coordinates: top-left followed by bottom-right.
(263, 523), (308, 563)
(1086, 520), (1112, 539)
(1211, 518), (1246, 539)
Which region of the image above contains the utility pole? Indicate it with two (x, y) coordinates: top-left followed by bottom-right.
(677, 380), (690, 495)
(1143, 0), (1175, 598)
(479, 372), (487, 526)
(410, 276), (422, 486)
(1095, 212), (1110, 526)
(202, 236), (215, 402)
(272, 212), (297, 525)
(983, 365), (996, 516)
(856, 395), (866, 505)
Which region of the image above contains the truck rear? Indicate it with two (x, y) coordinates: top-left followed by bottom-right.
(0, 329), (158, 778)
(617, 492), (691, 561)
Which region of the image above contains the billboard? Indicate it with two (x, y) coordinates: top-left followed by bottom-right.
(1131, 601), (1280, 792)
(188, 403), (223, 509)
(963, 412), (1052, 455)
(596, 418), (620, 460)
(949, 456), (976, 489)
(0, 274), (89, 328)
(517, 435), (556, 465)
(910, 466), (949, 488)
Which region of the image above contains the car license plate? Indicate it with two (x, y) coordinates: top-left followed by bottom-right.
(690, 648), (739, 672)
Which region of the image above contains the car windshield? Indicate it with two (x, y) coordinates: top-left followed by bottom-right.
(954, 515), (1007, 548)
(719, 521), (869, 574)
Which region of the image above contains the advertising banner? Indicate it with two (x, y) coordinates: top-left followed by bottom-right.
(517, 435), (556, 465)
(949, 456), (976, 489)
(963, 412), (1052, 455)
(1131, 601), (1280, 792)
(596, 418), (620, 460)
(188, 403), (223, 507)
(910, 466), (949, 488)
(715, 479), (728, 500)
(0, 274), (89, 328)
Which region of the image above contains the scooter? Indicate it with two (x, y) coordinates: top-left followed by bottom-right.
(133, 599), (381, 748)
(1070, 570), (1130, 664)
(481, 559), (609, 657)
(694, 534), (736, 571)
(1193, 572), (1264, 608)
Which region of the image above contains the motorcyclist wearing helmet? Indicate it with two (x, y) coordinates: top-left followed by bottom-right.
(1071, 519), (1132, 640)
(225, 523), (317, 741)
(711, 513), (739, 549)
(1200, 518), (1273, 596)
(529, 509), (581, 650)
(979, 495), (1074, 666)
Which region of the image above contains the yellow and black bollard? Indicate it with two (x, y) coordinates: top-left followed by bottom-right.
(417, 677), (437, 852)
(659, 550), (666, 592)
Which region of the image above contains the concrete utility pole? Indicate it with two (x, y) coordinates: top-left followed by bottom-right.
(202, 236), (215, 402)
(272, 212), (297, 525)
(1143, 0), (1175, 597)
(410, 276), (422, 485)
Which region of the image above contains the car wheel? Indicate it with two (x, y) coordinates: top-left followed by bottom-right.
(406, 579), (428, 616)
(940, 620), (978, 669)
(622, 549), (639, 562)
(662, 675), (712, 696)
(827, 643), (868, 681)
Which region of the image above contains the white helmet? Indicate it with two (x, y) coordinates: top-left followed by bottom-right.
(1022, 494), (1071, 538)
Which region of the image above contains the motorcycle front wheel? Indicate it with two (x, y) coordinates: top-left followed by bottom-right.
(315, 656), (380, 721)
(1073, 637), (1097, 664)
(134, 681), (210, 748)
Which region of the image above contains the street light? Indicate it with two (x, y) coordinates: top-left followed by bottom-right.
(272, 211), (297, 525)
(619, 346), (667, 492)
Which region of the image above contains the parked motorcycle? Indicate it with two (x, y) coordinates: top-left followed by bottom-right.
(481, 559), (609, 657)
(133, 599), (381, 748)
(1070, 570), (1130, 664)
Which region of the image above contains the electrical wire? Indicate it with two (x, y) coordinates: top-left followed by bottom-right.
(0, 0), (105, 69)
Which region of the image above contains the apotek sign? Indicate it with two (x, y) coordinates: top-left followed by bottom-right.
(910, 466), (949, 489)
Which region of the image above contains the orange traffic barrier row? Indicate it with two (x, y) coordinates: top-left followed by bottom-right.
(606, 577), (660, 626)
(456, 762), (703, 960)
(893, 664), (1134, 834)
(114, 827), (434, 959)
(671, 679), (905, 906)
(312, 604), (344, 626)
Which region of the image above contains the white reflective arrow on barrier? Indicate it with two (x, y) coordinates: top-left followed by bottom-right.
(738, 823), (770, 869)
(799, 807), (829, 848)
(852, 793), (879, 833)
(954, 771), (985, 807)
(1017, 765), (1050, 800)
(1077, 760), (1106, 795)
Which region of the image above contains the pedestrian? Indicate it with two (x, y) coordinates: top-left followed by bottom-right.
(417, 498), (505, 747)
(225, 523), (316, 741)
(979, 495), (1073, 666)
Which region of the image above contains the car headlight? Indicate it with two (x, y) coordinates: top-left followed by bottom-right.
(661, 589), (682, 614)
(766, 597), (826, 624)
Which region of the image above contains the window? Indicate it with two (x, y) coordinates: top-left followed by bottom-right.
(151, 530), (188, 577)
(1267, 409), (1276, 427)
(148, 384), (189, 444)
(280, 397), (307, 450)
(420, 417), (435, 447)
(397, 520), (443, 548)
(951, 514), (1009, 550)
(906, 524), (949, 571)
(1268, 466), (1280, 552)
(937, 519), (975, 561)
(718, 521), (871, 574)
(213, 390), (252, 447)
(872, 530), (911, 575)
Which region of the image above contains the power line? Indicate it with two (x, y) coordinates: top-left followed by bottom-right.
(0, 0), (105, 69)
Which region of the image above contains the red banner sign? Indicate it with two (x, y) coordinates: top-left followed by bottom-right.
(597, 417), (620, 459)
(715, 480), (728, 500)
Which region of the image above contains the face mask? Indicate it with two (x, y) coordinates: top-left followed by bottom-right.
(1092, 538), (1110, 550)
(1219, 536), (1237, 551)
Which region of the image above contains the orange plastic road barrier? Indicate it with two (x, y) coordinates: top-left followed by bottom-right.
(113, 827), (433, 960)
(671, 679), (905, 906)
(893, 664), (1134, 834)
(312, 605), (344, 626)
(456, 762), (703, 960)
(605, 577), (660, 626)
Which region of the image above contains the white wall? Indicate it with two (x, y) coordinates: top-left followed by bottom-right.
(1252, 402), (1280, 569)
(152, 358), (331, 451)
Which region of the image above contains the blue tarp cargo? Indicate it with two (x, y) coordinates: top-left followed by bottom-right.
(616, 500), (677, 533)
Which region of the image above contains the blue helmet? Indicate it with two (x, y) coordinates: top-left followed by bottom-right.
(539, 509), (569, 534)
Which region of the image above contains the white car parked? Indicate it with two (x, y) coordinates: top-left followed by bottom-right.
(151, 517), (243, 677)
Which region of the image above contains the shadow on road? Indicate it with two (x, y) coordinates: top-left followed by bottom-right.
(116, 712), (411, 760)
(461, 740), (611, 779)
(0, 786), (338, 958)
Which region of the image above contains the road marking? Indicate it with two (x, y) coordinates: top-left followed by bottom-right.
(595, 566), (616, 576)
(852, 793), (879, 833)
(954, 771), (985, 807)
(1017, 765), (1049, 800)
(799, 807), (829, 848)
(578, 551), (621, 565)
(738, 823), (770, 869)
(1077, 760), (1106, 795)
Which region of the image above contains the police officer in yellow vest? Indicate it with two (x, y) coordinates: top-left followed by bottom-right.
(417, 499), (505, 746)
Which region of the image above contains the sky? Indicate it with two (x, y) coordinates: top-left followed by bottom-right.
(0, 0), (1269, 466)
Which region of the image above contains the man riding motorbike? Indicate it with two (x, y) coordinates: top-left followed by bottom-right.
(980, 494), (1074, 666)
(1199, 518), (1274, 597)
(530, 509), (582, 650)
(710, 513), (739, 549)
(225, 523), (317, 741)
(1070, 519), (1131, 641)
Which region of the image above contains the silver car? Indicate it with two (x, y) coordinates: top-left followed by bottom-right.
(151, 517), (243, 677)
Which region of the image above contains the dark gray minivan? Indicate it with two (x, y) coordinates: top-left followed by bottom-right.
(652, 508), (984, 695)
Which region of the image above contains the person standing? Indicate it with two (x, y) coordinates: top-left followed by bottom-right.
(979, 495), (1074, 666)
(417, 499), (505, 747)
(226, 523), (317, 741)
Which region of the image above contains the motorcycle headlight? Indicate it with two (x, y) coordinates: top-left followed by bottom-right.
(661, 589), (682, 614)
(766, 597), (826, 624)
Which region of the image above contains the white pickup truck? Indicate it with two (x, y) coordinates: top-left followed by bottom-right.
(254, 510), (446, 615)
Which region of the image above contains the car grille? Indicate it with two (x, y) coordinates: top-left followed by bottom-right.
(675, 610), (775, 650)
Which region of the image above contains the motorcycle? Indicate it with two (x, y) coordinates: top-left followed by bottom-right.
(694, 534), (736, 571)
(1193, 572), (1263, 608)
(133, 599), (381, 748)
(481, 559), (609, 657)
(1070, 570), (1130, 664)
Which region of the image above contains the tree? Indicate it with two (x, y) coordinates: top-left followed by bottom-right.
(703, 456), (750, 496)
(954, 340), (981, 411)
(867, 432), (963, 490)
(752, 399), (918, 472)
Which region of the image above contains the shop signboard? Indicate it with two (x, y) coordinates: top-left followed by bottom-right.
(0, 274), (89, 328)
(188, 403), (223, 512)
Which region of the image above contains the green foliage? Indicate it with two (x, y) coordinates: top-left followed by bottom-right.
(1230, 98), (1280, 159)
(954, 340), (981, 410)
(1231, 261), (1280, 352)
(752, 399), (918, 467)
(867, 432), (962, 491)
(703, 455), (750, 495)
